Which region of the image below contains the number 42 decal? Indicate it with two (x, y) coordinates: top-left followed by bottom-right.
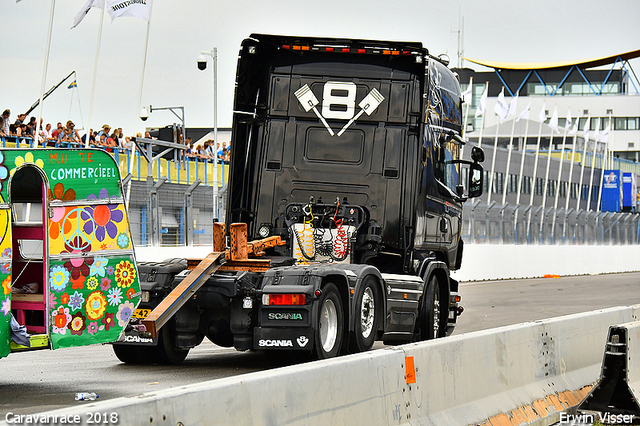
(294, 82), (385, 137)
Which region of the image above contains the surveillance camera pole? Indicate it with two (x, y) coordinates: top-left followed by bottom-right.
(200, 48), (219, 221)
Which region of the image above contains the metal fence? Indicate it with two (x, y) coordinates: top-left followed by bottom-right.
(463, 202), (640, 245)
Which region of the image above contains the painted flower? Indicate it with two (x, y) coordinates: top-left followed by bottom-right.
(82, 191), (124, 242)
(1, 299), (10, 316)
(101, 312), (115, 331)
(100, 277), (111, 291)
(1, 275), (10, 295)
(68, 291), (85, 311)
(2, 248), (11, 257)
(69, 312), (87, 336)
(48, 183), (77, 240)
(116, 232), (130, 249)
(62, 236), (94, 281)
(107, 266), (114, 276)
(107, 287), (123, 306)
(85, 291), (107, 321)
(87, 321), (99, 336)
(49, 265), (70, 292)
(116, 301), (135, 326)
(90, 257), (108, 277)
(115, 261), (136, 288)
(12, 152), (44, 175)
(0, 262), (10, 274)
(48, 182), (76, 202)
(52, 307), (71, 334)
(71, 275), (84, 290)
(60, 293), (70, 305)
(86, 276), (99, 291)
(0, 151), (8, 193)
(126, 288), (136, 300)
(49, 292), (57, 308)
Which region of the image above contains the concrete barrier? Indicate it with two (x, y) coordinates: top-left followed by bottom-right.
(451, 244), (640, 281)
(135, 245), (640, 282)
(5, 305), (638, 426)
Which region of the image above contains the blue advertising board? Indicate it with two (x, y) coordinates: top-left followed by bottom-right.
(601, 170), (622, 212)
(622, 172), (637, 212)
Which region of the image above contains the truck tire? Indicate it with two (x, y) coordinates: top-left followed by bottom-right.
(418, 274), (442, 341)
(349, 276), (380, 353)
(153, 325), (190, 365)
(314, 283), (344, 359)
(113, 345), (143, 364)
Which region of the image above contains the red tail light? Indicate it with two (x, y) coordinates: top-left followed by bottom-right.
(262, 294), (307, 306)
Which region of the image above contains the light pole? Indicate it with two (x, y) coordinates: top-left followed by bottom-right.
(197, 48), (219, 220)
(139, 105), (185, 143)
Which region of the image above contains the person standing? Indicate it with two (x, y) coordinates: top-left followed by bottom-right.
(1, 110), (10, 136)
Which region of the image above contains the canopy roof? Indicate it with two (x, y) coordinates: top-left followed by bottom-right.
(463, 49), (640, 71)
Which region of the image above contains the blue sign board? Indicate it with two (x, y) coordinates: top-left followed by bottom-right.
(622, 172), (637, 212)
(601, 170), (622, 212)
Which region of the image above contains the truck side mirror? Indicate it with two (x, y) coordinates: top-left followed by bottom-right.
(468, 163), (483, 198)
(471, 146), (485, 163)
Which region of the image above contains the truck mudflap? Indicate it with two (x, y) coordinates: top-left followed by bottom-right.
(254, 327), (314, 351)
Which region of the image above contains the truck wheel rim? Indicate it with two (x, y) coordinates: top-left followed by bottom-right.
(360, 287), (375, 339)
(433, 294), (440, 337)
(320, 298), (338, 352)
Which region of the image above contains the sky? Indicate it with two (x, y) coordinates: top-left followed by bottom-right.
(1, 0), (639, 140)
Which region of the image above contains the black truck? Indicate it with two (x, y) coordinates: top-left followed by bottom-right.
(113, 34), (484, 363)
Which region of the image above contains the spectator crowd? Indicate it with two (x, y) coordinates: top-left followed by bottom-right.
(0, 108), (230, 164)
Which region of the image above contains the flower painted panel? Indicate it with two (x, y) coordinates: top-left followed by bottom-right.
(48, 255), (140, 349)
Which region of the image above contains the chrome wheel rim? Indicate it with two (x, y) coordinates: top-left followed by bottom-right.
(320, 298), (338, 352)
(360, 287), (375, 339)
(432, 289), (440, 337)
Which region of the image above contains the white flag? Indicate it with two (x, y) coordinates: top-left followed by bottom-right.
(568, 118), (579, 136)
(461, 84), (472, 104)
(566, 108), (572, 129)
(494, 89), (509, 123)
(601, 123), (610, 143)
(106, 0), (152, 22)
(517, 100), (531, 122)
(475, 86), (487, 118)
(549, 106), (559, 133)
(594, 126), (600, 142)
(72, 0), (104, 29)
(538, 101), (547, 123)
(583, 119), (590, 143)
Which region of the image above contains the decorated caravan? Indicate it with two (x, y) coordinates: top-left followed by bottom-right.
(0, 148), (140, 358)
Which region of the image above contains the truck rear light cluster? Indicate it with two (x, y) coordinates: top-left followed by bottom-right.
(262, 293), (307, 306)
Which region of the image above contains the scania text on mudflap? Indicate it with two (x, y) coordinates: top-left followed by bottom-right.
(114, 34), (484, 363)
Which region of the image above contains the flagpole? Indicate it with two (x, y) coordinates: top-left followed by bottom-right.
(540, 127), (554, 242)
(128, 3), (154, 209)
(85, 4), (106, 148)
(34, 0), (57, 148)
(577, 116), (590, 210)
(502, 92), (518, 205)
(476, 82), (488, 149)
(565, 115), (579, 212)
(461, 76), (472, 158)
(526, 102), (546, 242)
(587, 118), (600, 211)
(487, 87), (505, 204)
(515, 103), (531, 205)
(553, 112), (570, 211)
(596, 116), (612, 213)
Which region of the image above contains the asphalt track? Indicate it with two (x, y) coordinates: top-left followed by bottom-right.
(1, 272), (639, 417)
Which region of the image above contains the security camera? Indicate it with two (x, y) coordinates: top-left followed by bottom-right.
(140, 107), (149, 121)
(197, 54), (208, 71)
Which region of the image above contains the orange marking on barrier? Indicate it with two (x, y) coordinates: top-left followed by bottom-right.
(405, 356), (416, 384)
